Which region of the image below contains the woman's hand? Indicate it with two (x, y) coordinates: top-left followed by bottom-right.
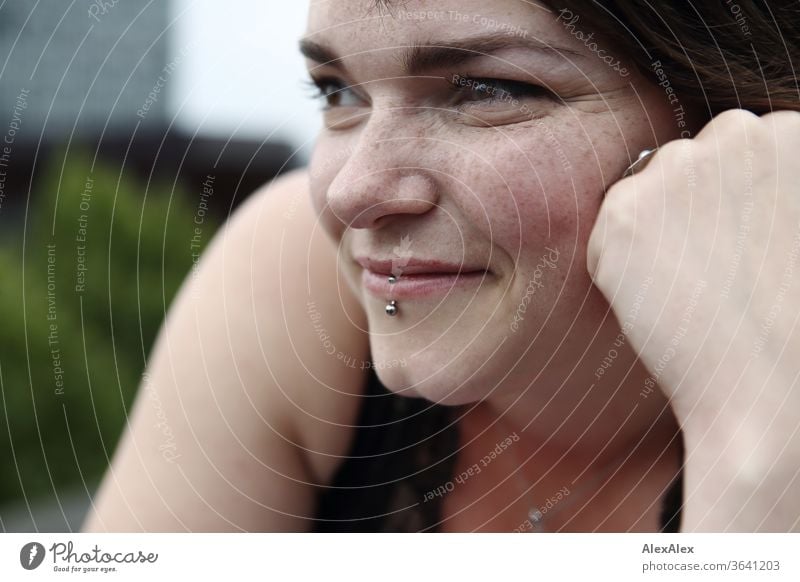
(587, 109), (800, 531)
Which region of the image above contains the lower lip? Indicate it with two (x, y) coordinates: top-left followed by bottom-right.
(361, 269), (489, 299)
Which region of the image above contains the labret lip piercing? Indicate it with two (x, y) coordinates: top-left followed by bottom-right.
(385, 275), (398, 317)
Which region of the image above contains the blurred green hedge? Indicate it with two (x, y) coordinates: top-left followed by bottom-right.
(0, 148), (217, 506)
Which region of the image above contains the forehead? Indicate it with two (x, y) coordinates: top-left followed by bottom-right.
(305, 0), (577, 55)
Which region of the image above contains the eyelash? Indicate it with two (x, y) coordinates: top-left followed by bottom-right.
(304, 77), (359, 109)
(304, 74), (552, 109)
(448, 75), (552, 105)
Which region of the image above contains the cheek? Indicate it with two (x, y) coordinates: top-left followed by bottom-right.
(449, 119), (611, 264)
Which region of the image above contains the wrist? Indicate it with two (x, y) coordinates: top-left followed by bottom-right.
(680, 388), (800, 532)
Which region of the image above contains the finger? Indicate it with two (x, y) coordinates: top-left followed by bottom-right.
(620, 148), (659, 180)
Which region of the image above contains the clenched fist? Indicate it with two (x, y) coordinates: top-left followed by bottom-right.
(587, 109), (800, 531)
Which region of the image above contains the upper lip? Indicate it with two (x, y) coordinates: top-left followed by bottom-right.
(354, 257), (488, 275)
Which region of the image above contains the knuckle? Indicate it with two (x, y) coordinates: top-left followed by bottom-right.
(762, 109), (800, 124)
(632, 138), (696, 183)
(656, 137), (694, 160)
(697, 108), (759, 141)
(716, 108), (760, 125)
(762, 110), (800, 140)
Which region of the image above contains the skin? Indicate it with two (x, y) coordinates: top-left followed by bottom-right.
(303, 0), (698, 530)
(590, 110), (800, 531)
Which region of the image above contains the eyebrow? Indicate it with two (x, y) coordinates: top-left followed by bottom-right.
(299, 34), (583, 76)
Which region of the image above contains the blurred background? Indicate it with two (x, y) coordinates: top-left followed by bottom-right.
(0, 0), (318, 531)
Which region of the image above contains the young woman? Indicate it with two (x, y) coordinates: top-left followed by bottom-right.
(84, 0), (800, 532)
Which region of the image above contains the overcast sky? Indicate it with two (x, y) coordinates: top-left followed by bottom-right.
(169, 0), (320, 163)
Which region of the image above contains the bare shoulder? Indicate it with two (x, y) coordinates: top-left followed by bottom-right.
(218, 168), (371, 476)
(230, 169), (371, 483)
(83, 169), (369, 532)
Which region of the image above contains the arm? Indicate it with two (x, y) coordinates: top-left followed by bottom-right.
(587, 110), (800, 531)
(82, 169), (369, 532)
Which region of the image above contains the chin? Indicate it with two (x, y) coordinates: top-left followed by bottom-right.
(370, 343), (498, 406)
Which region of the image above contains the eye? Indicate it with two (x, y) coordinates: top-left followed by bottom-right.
(448, 75), (554, 106)
(305, 76), (365, 109)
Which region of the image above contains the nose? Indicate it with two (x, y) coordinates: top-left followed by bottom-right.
(325, 117), (440, 230)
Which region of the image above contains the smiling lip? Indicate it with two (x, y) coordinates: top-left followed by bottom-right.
(355, 257), (489, 299)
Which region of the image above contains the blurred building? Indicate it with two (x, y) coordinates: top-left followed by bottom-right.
(0, 1), (307, 532)
(0, 0), (171, 136)
(0, 0), (297, 228)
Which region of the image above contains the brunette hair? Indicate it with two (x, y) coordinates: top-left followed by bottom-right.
(554, 0), (800, 114)
(372, 0), (800, 115)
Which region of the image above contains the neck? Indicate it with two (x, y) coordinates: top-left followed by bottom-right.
(446, 312), (685, 532)
(469, 323), (684, 530)
(462, 383), (682, 532)
(481, 315), (680, 464)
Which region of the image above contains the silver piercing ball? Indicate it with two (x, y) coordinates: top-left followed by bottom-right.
(385, 275), (398, 316)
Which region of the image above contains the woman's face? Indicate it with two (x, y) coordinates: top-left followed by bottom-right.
(303, 0), (681, 405)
